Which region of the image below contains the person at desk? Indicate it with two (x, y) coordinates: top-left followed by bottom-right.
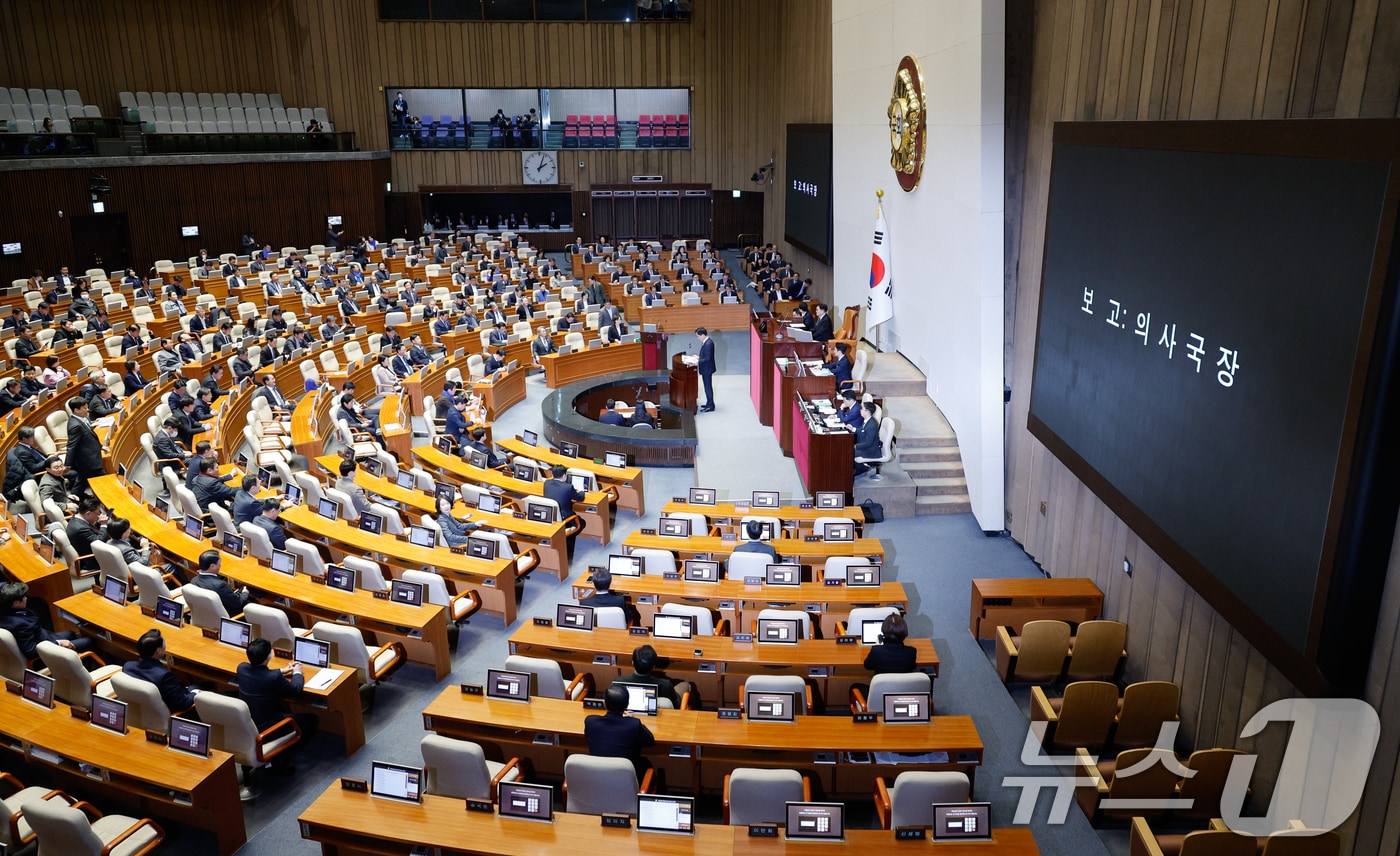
(3, 427), (49, 504)
(543, 464), (584, 513)
(734, 520), (779, 561)
(107, 517), (156, 569)
(88, 384), (121, 419)
(853, 401), (881, 476)
(230, 347), (256, 384)
(122, 359), (150, 396)
(487, 322), (510, 348)
(630, 406), (656, 429)
(201, 364), (229, 401)
(177, 332), (204, 364)
(51, 318), (81, 348)
(823, 342), (853, 385)
(124, 630), (202, 717)
(41, 356), (71, 389)
(610, 644), (682, 708)
(531, 327), (557, 363)
(838, 390), (863, 429)
(13, 327), (40, 363)
(65, 497), (107, 575)
(810, 303), (835, 344)
(189, 549), (249, 617)
(28, 301), (56, 327)
(0, 378), (28, 416)
(407, 334), (431, 367)
(0, 582), (96, 662)
(483, 348), (507, 375)
(463, 427), (504, 469)
(237, 638), (318, 773)
(192, 457), (238, 513)
(579, 567), (638, 622)
(173, 395), (208, 448)
(232, 474), (263, 526)
(253, 499), (288, 550)
(336, 460), (374, 518)
(585, 684), (655, 779)
(863, 612), (917, 674)
(337, 393), (383, 445)
(598, 400), (627, 426)
(153, 338), (183, 376)
(434, 497), (484, 547)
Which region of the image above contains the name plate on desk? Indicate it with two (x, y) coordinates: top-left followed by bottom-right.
(582, 698), (605, 710)
(70, 705), (91, 721)
(804, 535), (821, 542)
(721, 532), (737, 542)
(748, 824), (779, 838)
(732, 633), (754, 644)
(836, 635), (858, 645)
(513, 512), (526, 519)
(824, 578), (843, 586)
(340, 777), (368, 792)
(799, 502), (814, 509)
(310, 575), (326, 585)
(743, 576), (762, 586)
(852, 712), (878, 723)
(629, 627), (650, 636)
(201, 627), (217, 640)
(601, 814), (632, 829)
(372, 591), (390, 600)
(145, 730), (168, 745)
(672, 496), (687, 503)
(640, 528), (656, 535)
(461, 684), (483, 696)
(718, 707), (742, 719)
(466, 799), (494, 813)
(533, 617), (553, 627)
(895, 827), (928, 840)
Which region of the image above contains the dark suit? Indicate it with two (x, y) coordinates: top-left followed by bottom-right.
(0, 608), (89, 660)
(599, 410), (627, 426)
(584, 710), (655, 777)
(232, 490), (262, 526)
(235, 661), (316, 749)
(175, 411), (206, 448)
(465, 438), (503, 469)
(810, 314), (834, 343)
(252, 514), (287, 550)
(151, 432), (186, 475)
(863, 641), (919, 675)
(64, 416), (104, 478)
(445, 408), (470, 448)
(696, 337), (716, 408)
(123, 657), (198, 713)
(733, 539), (779, 561)
(854, 416), (881, 462)
(191, 473), (237, 512)
(65, 516), (103, 572)
(3, 442), (48, 501)
(253, 385), (290, 411)
(0, 390), (27, 416)
(188, 572), (248, 617)
(178, 342), (203, 363)
(120, 332), (143, 353)
(824, 354), (852, 385)
(122, 371), (149, 396)
(543, 477), (584, 510)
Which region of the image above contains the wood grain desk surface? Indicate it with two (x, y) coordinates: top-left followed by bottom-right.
(413, 445), (614, 506)
(497, 436), (644, 482)
(570, 573), (910, 609)
(971, 578), (1104, 598)
(661, 500), (866, 524)
(622, 532), (885, 561)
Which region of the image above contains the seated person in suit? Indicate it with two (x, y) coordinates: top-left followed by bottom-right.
(188, 549), (249, 616)
(863, 612), (918, 674)
(124, 630), (202, 717)
(630, 405), (656, 428)
(191, 456), (238, 512)
(543, 464), (584, 512)
(463, 427), (504, 469)
(0, 378), (29, 416)
(106, 517), (157, 568)
(578, 567), (638, 624)
(609, 644), (682, 708)
(733, 519), (779, 560)
(531, 327), (557, 362)
(853, 401), (882, 475)
(823, 342), (853, 385)
(598, 400), (627, 426)
(252, 499), (287, 551)
(0, 581), (95, 662)
(237, 638), (317, 766)
(584, 684), (655, 778)
(232, 474), (262, 526)
(483, 347), (507, 375)
(435, 497), (483, 547)
(121, 358), (151, 396)
(487, 322), (510, 347)
(64, 497), (106, 575)
(838, 390), (863, 428)
(444, 396), (471, 450)
(336, 459), (374, 517)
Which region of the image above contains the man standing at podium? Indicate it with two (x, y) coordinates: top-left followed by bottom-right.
(694, 327), (715, 412)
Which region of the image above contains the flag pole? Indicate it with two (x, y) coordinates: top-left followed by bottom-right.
(874, 188), (883, 354)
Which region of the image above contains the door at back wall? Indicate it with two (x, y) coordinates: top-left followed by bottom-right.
(69, 213), (131, 274)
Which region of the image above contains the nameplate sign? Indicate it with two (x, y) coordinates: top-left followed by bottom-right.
(533, 617), (553, 627)
(461, 684), (483, 695)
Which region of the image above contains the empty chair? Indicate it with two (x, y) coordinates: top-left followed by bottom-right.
(1065, 619), (1127, 681)
(35, 641), (120, 709)
(341, 554), (389, 591)
(874, 771), (971, 829)
(658, 602), (722, 636)
(593, 606), (628, 630)
(0, 773), (79, 849)
(284, 539), (326, 578)
(1077, 747), (1185, 823)
(182, 584), (235, 631)
(0, 630), (29, 683)
(564, 755), (653, 815)
(129, 563), (184, 610)
(194, 692), (300, 801)
(402, 570), (480, 624)
(850, 671), (932, 714)
(243, 603), (311, 650)
(1128, 822), (1260, 856)
(419, 735), (520, 800)
(739, 673), (811, 715)
(1030, 680), (1120, 749)
(22, 797), (164, 856)
(502, 654), (590, 700)
(996, 619), (1071, 683)
(1114, 680), (1180, 749)
(755, 607), (813, 641)
(631, 546), (676, 575)
(1174, 748), (1245, 822)
(110, 671), (181, 732)
(310, 621), (405, 687)
(726, 551), (776, 580)
(469, 531), (540, 579)
(90, 540), (133, 587)
(724, 769), (809, 825)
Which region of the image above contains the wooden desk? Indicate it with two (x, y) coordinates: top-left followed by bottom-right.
(639, 301), (751, 333)
(422, 691), (982, 795)
(792, 396), (855, 496)
(772, 362), (836, 456)
(55, 590), (366, 755)
(414, 445), (615, 546)
(299, 787), (1042, 855)
(968, 577), (1105, 640)
(620, 532), (885, 566)
(0, 690), (245, 855)
(659, 501), (865, 535)
(508, 623), (936, 707)
(540, 340), (644, 388)
(473, 364), (528, 418)
(86, 476), (455, 680)
(498, 436), (645, 516)
(748, 317), (825, 427)
(0, 523), (74, 607)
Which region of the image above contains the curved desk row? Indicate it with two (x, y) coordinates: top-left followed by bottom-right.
(542, 371), (698, 467)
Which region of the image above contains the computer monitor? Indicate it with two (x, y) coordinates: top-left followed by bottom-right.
(569, 473), (592, 493)
(390, 579), (424, 607)
(687, 487), (716, 505)
(477, 493), (502, 514)
(370, 761), (423, 804)
(294, 637), (330, 668)
(822, 521), (855, 542)
(316, 497), (340, 520)
(153, 495), (172, 521)
(468, 449), (489, 470)
(614, 682), (658, 716)
(363, 458), (382, 477)
(785, 802), (844, 841)
(235, 453), (249, 470)
(101, 575), (127, 605)
(359, 512), (384, 536)
(657, 516), (690, 538)
(286, 483), (304, 504)
(756, 617), (803, 643)
(846, 564), (881, 587)
(607, 554), (643, 577)
(764, 564), (801, 586)
(744, 690), (798, 722)
(395, 471), (416, 490)
(407, 524), (437, 548)
(559, 441), (580, 458)
(90, 695), (128, 734)
(861, 619), (886, 645)
(21, 670), (54, 709)
(604, 450), (627, 468)
(815, 491), (845, 509)
(882, 692), (932, 724)
(154, 596), (183, 628)
(652, 613), (694, 640)
(433, 482), (456, 504)
(220, 531), (245, 558)
(168, 716), (210, 757)
(637, 794), (695, 835)
(325, 564), (356, 592)
(752, 490), (780, 509)
(512, 462), (536, 482)
(932, 803), (993, 841)
(270, 549), (298, 575)
(183, 513), (203, 539)
(218, 618), (251, 649)
(466, 536), (497, 560)
(682, 560), (719, 583)
(525, 501), (555, 523)
(131, 481), (144, 503)
(498, 782), (553, 822)
(257, 466), (274, 489)
(485, 668), (531, 702)
(556, 604), (595, 631)
(435, 435), (454, 455)
(522, 430), (538, 446)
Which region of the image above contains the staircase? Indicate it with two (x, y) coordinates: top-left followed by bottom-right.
(901, 437), (972, 515)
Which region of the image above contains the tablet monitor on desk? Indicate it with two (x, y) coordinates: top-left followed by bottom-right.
(752, 490), (780, 509)
(764, 564), (801, 587)
(652, 613), (694, 640)
(407, 525), (437, 548)
(785, 802), (844, 841)
(556, 604), (594, 631)
(257, 466), (274, 489)
(861, 619), (885, 645)
(822, 521), (855, 542)
(846, 564), (881, 587)
(358, 512), (384, 536)
(569, 473), (592, 493)
(316, 497), (340, 521)
(234, 453), (249, 471)
(219, 618), (251, 649)
(486, 668), (531, 702)
(815, 491), (845, 509)
(270, 549), (298, 575)
(285, 483), (303, 504)
(467, 449), (489, 470)
(521, 430), (538, 446)
(614, 682), (658, 715)
(90, 695), (128, 735)
(154, 596), (183, 628)
(434, 435), (454, 455)
(326, 565), (356, 593)
(294, 637), (330, 668)
(745, 690), (798, 722)
(466, 536), (496, 560)
(882, 692), (932, 724)
(370, 761), (423, 804)
(433, 482), (457, 504)
(756, 617), (802, 643)
(22, 670), (54, 709)
(559, 441), (580, 459)
(932, 803), (992, 841)
(390, 579), (424, 607)
(168, 716), (210, 757)
(604, 451), (627, 468)
(153, 495), (172, 521)
(687, 487), (716, 506)
(525, 501), (555, 523)
(476, 493), (502, 514)
(183, 514), (203, 540)
(682, 560), (719, 583)
(101, 575), (128, 605)
(363, 458), (382, 477)
(657, 516), (690, 538)
(220, 531), (245, 558)
(607, 554), (643, 577)
(395, 471), (416, 490)
(498, 782), (553, 822)
(637, 794), (694, 835)
(511, 462), (536, 482)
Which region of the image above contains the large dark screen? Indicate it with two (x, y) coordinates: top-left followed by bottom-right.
(784, 124), (833, 263)
(1029, 143), (1389, 655)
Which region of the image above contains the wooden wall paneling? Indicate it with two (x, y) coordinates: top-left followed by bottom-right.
(1216, 0), (1270, 119)
(1356, 0), (1400, 118)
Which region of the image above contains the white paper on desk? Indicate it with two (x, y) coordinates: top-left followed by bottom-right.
(874, 750), (950, 765)
(93, 416), (117, 430)
(681, 355), (699, 367)
(304, 668), (346, 691)
(382, 422), (401, 431)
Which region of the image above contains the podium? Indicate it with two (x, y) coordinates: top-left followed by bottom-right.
(669, 353), (698, 410)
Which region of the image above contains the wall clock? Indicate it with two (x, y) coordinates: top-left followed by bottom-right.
(522, 150), (558, 185)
